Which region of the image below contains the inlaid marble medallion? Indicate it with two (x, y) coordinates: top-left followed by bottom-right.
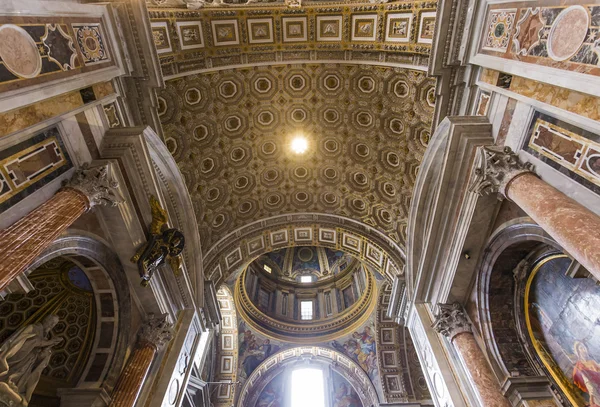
(0, 24), (42, 79)
(547, 6), (589, 61)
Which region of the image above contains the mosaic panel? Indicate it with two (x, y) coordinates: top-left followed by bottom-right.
(417, 11), (436, 44)
(385, 13), (413, 43)
(0, 126), (72, 213)
(0, 17), (112, 92)
(479, 4), (600, 78)
(524, 110), (600, 195)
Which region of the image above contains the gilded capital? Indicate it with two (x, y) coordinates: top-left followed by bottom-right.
(432, 303), (471, 341)
(469, 146), (535, 199)
(63, 163), (122, 209)
(138, 314), (174, 351)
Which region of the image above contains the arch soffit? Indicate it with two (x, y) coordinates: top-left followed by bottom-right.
(204, 213), (406, 287)
(24, 230), (132, 390)
(238, 346), (380, 407)
(476, 217), (561, 379)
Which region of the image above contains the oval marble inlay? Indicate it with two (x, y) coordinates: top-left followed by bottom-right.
(0, 24), (42, 79)
(547, 5), (589, 61)
(586, 154), (600, 178)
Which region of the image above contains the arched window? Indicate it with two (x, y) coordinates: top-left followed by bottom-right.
(291, 367), (325, 407)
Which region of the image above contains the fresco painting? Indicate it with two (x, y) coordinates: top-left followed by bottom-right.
(330, 324), (377, 380)
(238, 321), (283, 380)
(526, 255), (600, 406)
(332, 371), (363, 407)
(256, 373), (285, 407)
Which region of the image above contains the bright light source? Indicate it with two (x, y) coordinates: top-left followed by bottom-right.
(263, 264), (272, 273)
(300, 275), (312, 283)
(300, 300), (313, 320)
(291, 136), (308, 154)
(291, 368), (325, 407)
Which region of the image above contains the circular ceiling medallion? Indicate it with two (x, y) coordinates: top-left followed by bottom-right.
(355, 143), (370, 158)
(219, 80), (238, 99)
(389, 118), (405, 134)
(357, 76), (376, 93)
(224, 115), (242, 132)
(185, 88), (202, 105)
(200, 157), (215, 173)
(229, 146), (247, 162)
(355, 111), (373, 127)
(289, 74), (306, 91)
(323, 74), (341, 91)
(234, 175), (250, 190)
(257, 110), (274, 126)
(353, 172), (368, 186)
(265, 192), (283, 207)
(323, 192), (338, 205)
(393, 80), (410, 98)
(324, 167), (338, 180)
(193, 124), (209, 141)
(297, 247), (314, 262)
(206, 187), (221, 202)
(547, 5), (589, 61)
(0, 24), (42, 79)
(254, 76), (273, 93)
(295, 191), (309, 202)
(261, 141), (277, 155)
(386, 152), (401, 167)
(323, 108), (340, 124)
(291, 108), (307, 122)
(324, 139), (339, 153)
(263, 168), (280, 182)
(212, 213), (226, 228)
(294, 167), (308, 178)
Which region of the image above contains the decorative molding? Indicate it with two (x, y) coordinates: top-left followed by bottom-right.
(470, 146), (535, 199)
(138, 313), (174, 350)
(63, 163), (123, 209)
(432, 303), (471, 341)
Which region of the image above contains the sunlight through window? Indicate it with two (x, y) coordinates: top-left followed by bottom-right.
(300, 275), (312, 283)
(300, 300), (313, 320)
(291, 368), (325, 407)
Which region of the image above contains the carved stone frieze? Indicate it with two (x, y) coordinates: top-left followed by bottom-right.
(63, 163), (122, 209)
(432, 302), (471, 341)
(469, 146), (535, 200)
(138, 314), (174, 350)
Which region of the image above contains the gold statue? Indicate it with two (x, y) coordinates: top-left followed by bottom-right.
(131, 195), (185, 286)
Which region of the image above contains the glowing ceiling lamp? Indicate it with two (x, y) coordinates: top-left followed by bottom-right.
(290, 135), (308, 154)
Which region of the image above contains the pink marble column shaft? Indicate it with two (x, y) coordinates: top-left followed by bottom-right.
(507, 173), (600, 281)
(453, 332), (512, 407)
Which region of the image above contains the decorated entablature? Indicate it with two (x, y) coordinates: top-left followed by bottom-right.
(147, 0), (438, 77)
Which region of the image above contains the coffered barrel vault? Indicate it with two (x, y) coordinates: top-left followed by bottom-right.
(158, 63), (436, 252)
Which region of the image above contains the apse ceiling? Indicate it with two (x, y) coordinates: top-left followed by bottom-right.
(149, 1), (438, 254)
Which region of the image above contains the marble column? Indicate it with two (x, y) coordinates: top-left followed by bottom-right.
(109, 314), (174, 407)
(470, 146), (600, 281)
(433, 303), (512, 407)
(0, 164), (121, 292)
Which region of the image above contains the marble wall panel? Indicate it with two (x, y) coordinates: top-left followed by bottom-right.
(479, 4), (600, 78)
(0, 126), (72, 213)
(479, 68), (600, 121)
(524, 110), (600, 196)
(0, 17), (114, 93)
(0, 81), (115, 138)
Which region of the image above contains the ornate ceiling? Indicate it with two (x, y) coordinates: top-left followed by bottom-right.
(148, 0), (437, 78)
(257, 246), (353, 280)
(158, 63), (435, 252)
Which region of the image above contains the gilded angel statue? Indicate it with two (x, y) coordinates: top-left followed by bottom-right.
(131, 195), (185, 286)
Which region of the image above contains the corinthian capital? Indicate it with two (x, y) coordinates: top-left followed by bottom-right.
(469, 146), (535, 199)
(432, 303), (471, 341)
(64, 163), (122, 209)
(138, 314), (174, 351)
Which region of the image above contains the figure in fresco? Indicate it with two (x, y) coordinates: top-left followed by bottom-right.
(333, 379), (362, 407)
(238, 322), (280, 379)
(256, 375), (284, 407)
(573, 342), (600, 406)
(331, 325), (377, 379)
(0, 315), (63, 406)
